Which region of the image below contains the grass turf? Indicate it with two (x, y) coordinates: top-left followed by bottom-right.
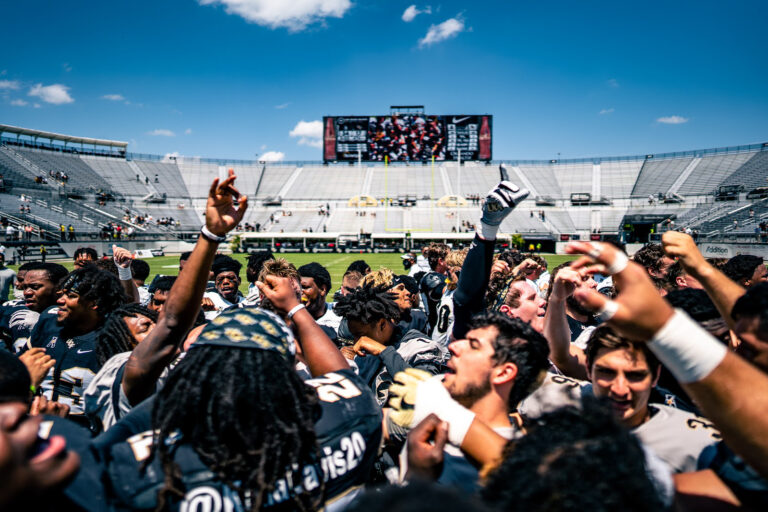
(7, 252), (577, 298)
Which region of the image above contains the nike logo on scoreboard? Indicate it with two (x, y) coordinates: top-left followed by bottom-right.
(451, 116), (470, 124)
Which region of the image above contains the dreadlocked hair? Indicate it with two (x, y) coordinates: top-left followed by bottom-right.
(58, 266), (128, 320)
(149, 346), (323, 512)
(333, 284), (401, 324)
(96, 304), (158, 365)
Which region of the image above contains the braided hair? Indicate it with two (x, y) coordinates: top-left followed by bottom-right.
(149, 346), (323, 512)
(333, 284), (401, 325)
(96, 304), (158, 365)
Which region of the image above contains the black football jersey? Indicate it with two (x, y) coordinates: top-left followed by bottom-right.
(97, 368), (382, 511)
(27, 307), (100, 417)
(0, 303), (39, 353)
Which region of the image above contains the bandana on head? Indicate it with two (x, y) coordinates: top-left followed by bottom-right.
(490, 275), (516, 312)
(192, 307), (296, 361)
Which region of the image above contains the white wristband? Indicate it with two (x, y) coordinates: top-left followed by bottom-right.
(286, 303), (305, 320)
(477, 222), (499, 241)
(414, 376), (477, 446)
(606, 251), (629, 275)
(200, 225), (226, 243)
(116, 265), (133, 281)
(648, 309), (728, 384)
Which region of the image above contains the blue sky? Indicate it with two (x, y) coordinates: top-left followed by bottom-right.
(0, 0), (766, 161)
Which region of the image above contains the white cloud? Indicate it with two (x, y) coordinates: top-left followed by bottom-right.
(657, 115), (689, 125)
(260, 144), (268, 150)
(62, 63), (73, 73)
(198, 0), (352, 31)
(607, 78), (619, 88)
(289, 119), (323, 147)
(274, 102), (291, 109)
(418, 17), (464, 48)
(28, 83), (74, 104)
(599, 108), (614, 115)
(289, 120), (323, 138)
(148, 129), (176, 137)
(402, 4), (431, 22)
(184, 128), (193, 135)
(259, 150), (285, 162)
(33, 103), (41, 109)
(102, 94), (125, 101)
(10, 99), (27, 107)
(0, 80), (20, 90)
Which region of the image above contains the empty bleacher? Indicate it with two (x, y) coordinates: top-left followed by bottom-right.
(631, 157), (693, 197)
(517, 164), (563, 199)
(677, 153), (755, 196)
(132, 160), (190, 199)
(368, 166), (446, 199)
(720, 151), (768, 192)
(0, 146), (46, 189)
(82, 156), (153, 197)
(284, 166), (366, 200)
(600, 161), (644, 199)
(444, 163), (498, 197)
(17, 148), (115, 195)
(551, 163), (593, 199)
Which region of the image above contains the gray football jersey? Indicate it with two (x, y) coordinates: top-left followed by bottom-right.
(517, 373), (591, 419)
(84, 352), (179, 432)
(634, 404), (720, 474)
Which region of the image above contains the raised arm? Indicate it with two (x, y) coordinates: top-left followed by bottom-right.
(123, 171), (247, 404)
(543, 267), (588, 379)
(662, 231), (745, 329)
(453, 175), (529, 339)
(112, 245), (140, 304)
(256, 275), (348, 376)
(567, 240), (768, 479)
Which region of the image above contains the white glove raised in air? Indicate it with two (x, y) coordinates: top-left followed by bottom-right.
(478, 166), (529, 239)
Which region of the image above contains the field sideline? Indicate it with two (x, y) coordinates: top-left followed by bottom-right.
(8, 252), (578, 296)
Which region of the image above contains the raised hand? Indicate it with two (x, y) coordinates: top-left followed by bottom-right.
(662, 231), (706, 274)
(565, 241), (673, 340)
(112, 245), (134, 269)
(255, 275), (301, 314)
(205, 169), (248, 237)
(480, 180), (530, 228)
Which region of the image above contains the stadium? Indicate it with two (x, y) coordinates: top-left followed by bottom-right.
(1, 120), (766, 261)
(4, 2), (768, 509)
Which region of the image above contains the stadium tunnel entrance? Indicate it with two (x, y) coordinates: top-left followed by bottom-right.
(621, 213), (676, 244)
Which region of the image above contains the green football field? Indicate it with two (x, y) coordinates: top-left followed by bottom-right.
(8, 252), (577, 296)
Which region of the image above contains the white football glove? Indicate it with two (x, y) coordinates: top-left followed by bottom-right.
(480, 180), (530, 227)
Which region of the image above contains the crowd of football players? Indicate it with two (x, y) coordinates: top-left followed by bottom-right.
(1, 169), (768, 511)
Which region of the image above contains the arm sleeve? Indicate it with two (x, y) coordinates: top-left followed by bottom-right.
(452, 234), (496, 339)
(378, 346), (407, 376)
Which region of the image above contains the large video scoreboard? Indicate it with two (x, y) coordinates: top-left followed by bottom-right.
(323, 114), (492, 162)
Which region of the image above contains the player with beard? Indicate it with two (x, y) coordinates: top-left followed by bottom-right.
(386, 312), (550, 492)
(23, 265), (126, 424)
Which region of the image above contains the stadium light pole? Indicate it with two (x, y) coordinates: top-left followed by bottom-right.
(456, 148), (461, 233)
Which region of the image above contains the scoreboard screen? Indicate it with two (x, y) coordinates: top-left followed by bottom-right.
(323, 114), (492, 162)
